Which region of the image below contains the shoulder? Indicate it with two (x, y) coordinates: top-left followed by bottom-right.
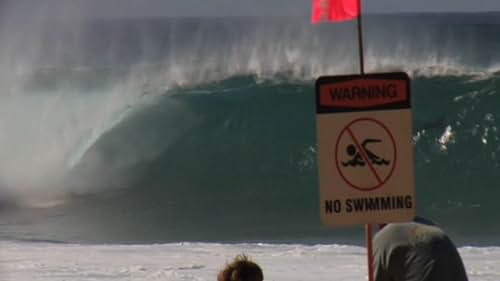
(374, 222), (448, 247)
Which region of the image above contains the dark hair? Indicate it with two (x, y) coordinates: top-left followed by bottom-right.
(413, 216), (436, 226)
(378, 216), (437, 230)
(217, 254), (264, 281)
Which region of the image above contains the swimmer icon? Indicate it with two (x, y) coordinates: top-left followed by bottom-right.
(342, 139), (390, 167)
(335, 117), (397, 191)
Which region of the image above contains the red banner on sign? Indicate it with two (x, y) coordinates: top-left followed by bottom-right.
(319, 79), (407, 109)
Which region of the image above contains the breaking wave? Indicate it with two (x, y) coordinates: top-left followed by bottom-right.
(0, 14), (499, 244)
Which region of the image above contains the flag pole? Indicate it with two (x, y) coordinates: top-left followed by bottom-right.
(357, 0), (365, 74)
(357, 2), (373, 280)
(366, 224), (374, 281)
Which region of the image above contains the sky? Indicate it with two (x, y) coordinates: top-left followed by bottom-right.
(2, 0), (500, 19)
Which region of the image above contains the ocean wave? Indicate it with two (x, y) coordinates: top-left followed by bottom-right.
(2, 16), (500, 91)
(0, 15), (500, 244)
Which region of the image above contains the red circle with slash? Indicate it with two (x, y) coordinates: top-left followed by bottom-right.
(335, 117), (397, 191)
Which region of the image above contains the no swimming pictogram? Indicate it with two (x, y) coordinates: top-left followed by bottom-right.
(335, 118), (396, 191)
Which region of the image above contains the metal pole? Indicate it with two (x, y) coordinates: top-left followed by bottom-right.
(357, 0), (365, 74)
(358, 4), (373, 279)
(366, 224), (375, 281)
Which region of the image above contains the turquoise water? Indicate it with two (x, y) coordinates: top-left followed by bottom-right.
(0, 14), (499, 245)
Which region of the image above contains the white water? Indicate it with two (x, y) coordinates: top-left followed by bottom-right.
(0, 241), (498, 281)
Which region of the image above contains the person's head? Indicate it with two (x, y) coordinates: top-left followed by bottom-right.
(217, 254), (263, 281)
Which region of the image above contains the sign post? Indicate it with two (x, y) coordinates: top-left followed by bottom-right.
(311, 2), (415, 281)
(315, 72), (415, 279)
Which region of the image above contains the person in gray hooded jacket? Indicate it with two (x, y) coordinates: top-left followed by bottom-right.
(373, 217), (468, 281)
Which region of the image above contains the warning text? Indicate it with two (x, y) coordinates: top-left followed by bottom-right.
(324, 195), (414, 214)
(319, 79), (407, 109)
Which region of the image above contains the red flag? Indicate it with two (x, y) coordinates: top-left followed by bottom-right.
(311, 0), (360, 23)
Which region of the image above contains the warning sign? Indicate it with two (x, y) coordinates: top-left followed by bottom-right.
(315, 72), (415, 226)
